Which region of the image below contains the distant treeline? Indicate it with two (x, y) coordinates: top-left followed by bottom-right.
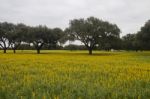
(0, 17), (150, 54)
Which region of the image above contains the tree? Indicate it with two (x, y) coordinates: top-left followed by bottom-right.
(0, 22), (14, 53)
(122, 34), (135, 50)
(122, 33), (141, 51)
(45, 28), (65, 49)
(136, 20), (150, 50)
(9, 23), (28, 53)
(66, 17), (120, 54)
(99, 34), (122, 51)
(28, 25), (48, 54)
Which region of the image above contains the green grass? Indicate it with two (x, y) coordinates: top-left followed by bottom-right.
(0, 50), (150, 99)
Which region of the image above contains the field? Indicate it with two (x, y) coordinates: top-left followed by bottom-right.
(0, 50), (150, 99)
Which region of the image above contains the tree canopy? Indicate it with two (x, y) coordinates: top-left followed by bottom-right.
(0, 17), (150, 54)
(66, 17), (120, 54)
(136, 20), (150, 50)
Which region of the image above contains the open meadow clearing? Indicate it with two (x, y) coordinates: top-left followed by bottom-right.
(0, 50), (150, 99)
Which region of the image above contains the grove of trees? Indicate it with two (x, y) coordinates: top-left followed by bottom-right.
(0, 23), (65, 54)
(0, 17), (150, 54)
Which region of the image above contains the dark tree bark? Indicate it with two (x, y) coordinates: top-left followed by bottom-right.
(11, 43), (21, 54)
(84, 41), (96, 55)
(3, 48), (6, 53)
(135, 49), (138, 52)
(0, 39), (11, 54)
(88, 48), (92, 55)
(33, 42), (44, 54)
(13, 49), (16, 53)
(0, 41), (7, 53)
(37, 49), (40, 54)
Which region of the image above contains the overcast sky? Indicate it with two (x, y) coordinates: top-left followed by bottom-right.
(0, 0), (150, 36)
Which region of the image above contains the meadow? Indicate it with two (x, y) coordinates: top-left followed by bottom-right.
(0, 50), (150, 99)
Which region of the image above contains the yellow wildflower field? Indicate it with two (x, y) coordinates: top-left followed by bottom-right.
(0, 50), (150, 99)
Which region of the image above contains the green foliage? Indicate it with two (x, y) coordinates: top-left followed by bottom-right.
(66, 17), (120, 54)
(0, 22), (66, 53)
(137, 20), (150, 50)
(9, 23), (28, 53)
(122, 34), (140, 51)
(0, 22), (15, 53)
(1, 18), (150, 53)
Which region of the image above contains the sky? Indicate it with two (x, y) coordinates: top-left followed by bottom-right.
(0, 0), (150, 37)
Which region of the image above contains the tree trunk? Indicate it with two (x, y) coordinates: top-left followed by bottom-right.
(89, 49), (92, 55)
(37, 49), (40, 54)
(13, 49), (16, 53)
(135, 49), (138, 52)
(3, 49), (6, 53)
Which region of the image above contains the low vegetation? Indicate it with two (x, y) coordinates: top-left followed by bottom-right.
(0, 50), (150, 99)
